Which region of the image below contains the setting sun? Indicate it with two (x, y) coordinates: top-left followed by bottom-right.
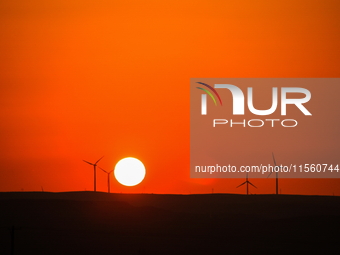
(114, 157), (146, 186)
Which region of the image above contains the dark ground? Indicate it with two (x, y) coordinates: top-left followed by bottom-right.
(0, 192), (339, 254)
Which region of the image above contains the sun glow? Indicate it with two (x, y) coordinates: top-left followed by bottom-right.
(114, 157), (146, 186)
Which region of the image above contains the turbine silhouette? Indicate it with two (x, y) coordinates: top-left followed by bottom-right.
(99, 167), (114, 193)
(236, 173), (257, 195)
(268, 152), (280, 195)
(83, 156), (104, 192)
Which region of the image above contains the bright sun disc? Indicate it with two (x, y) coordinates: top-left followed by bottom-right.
(114, 157), (146, 186)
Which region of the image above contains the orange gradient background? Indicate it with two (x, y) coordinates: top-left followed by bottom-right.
(0, 0), (339, 195)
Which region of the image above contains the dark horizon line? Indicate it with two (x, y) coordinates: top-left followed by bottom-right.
(0, 190), (338, 197)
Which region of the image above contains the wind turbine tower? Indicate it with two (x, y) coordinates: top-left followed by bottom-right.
(99, 167), (114, 193)
(236, 173), (257, 195)
(268, 152), (281, 195)
(83, 156), (104, 192)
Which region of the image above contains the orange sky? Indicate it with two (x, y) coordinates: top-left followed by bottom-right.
(0, 0), (339, 195)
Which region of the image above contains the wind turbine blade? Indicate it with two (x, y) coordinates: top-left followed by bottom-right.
(108, 169), (114, 174)
(83, 160), (94, 165)
(95, 156), (104, 165)
(236, 182), (246, 188)
(267, 171), (273, 178)
(272, 152), (277, 166)
(249, 182), (257, 188)
(98, 167), (108, 173)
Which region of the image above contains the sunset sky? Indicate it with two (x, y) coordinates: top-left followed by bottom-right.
(0, 0), (339, 195)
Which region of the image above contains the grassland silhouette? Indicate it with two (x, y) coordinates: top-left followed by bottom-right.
(0, 191), (339, 254)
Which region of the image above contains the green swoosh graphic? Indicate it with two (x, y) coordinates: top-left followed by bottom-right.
(196, 87), (217, 105)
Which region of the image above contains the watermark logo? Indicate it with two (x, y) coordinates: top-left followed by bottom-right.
(190, 78), (340, 179)
(196, 82), (223, 115)
(198, 83), (312, 116)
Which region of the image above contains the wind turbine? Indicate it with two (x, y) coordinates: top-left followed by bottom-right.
(268, 152), (280, 195)
(236, 173), (257, 195)
(83, 156), (104, 192)
(99, 167), (114, 193)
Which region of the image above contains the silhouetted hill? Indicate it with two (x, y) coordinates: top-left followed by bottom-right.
(0, 192), (339, 254)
